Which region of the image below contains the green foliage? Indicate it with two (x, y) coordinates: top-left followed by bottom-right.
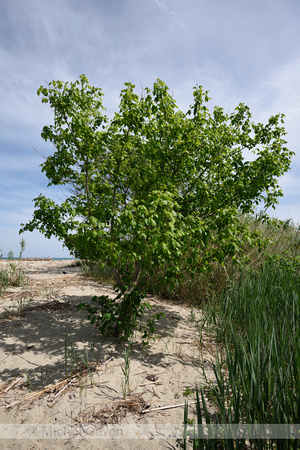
(0, 264), (24, 297)
(7, 250), (14, 260)
(151, 215), (300, 306)
(80, 260), (114, 283)
(77, 290), (146, 340)
(183, 386), (195, 397)
(77, 289), (162, 343)
(20, 74), (293, 339)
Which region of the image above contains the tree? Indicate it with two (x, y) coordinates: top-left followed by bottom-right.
(20, 74), (293, 339)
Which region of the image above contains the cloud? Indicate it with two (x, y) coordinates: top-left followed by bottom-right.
(153, 0), (185, 28)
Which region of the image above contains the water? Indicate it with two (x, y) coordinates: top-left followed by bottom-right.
(1, 257), (75, 261)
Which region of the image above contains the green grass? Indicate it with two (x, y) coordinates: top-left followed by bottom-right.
(184, 258), (300, 449)
(0, 240), (27, 297)
(0, 261), (26, 297)
(79, 260), (114, 283)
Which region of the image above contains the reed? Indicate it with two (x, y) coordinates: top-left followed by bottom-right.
(184, 258), (299, 449)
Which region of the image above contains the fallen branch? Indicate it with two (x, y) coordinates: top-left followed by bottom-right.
(142, 401), (196, 414)
(139, 380), (164, 387)
(13, 352), (44, 367)
(48, 378), (76, 403)
(0, 354), (11, 364)
(1, 375), (24, 394)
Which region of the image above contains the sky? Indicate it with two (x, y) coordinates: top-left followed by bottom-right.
(0, 0), (299, 258)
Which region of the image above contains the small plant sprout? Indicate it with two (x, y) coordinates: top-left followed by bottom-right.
(79, 349), (94, 388)
(7, 250), (14, 260)
(121, 343), (131, 399)
(26, 370), (37, 391)
(64, 329), (76, 377)
(190, 308), (196, 323)
(183, 386), (194, 397)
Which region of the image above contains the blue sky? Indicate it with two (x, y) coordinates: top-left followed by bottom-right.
(1, 0), (299, 258)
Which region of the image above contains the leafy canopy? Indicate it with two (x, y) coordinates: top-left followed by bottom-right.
(20, 75), (293, 337)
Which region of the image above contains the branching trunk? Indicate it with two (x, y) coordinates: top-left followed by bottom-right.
(112, 262), (142, 295)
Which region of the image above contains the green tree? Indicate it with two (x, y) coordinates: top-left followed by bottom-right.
(20, 74), (293, 339)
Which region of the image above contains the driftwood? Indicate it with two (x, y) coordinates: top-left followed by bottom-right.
(2, 376), (23, 393)
(142, 401), (196, 414)
(139, 380), (164, 386)
(48, 378), (77, 402)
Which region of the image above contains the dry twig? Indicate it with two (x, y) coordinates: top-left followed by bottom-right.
(141, 401), (196, 414)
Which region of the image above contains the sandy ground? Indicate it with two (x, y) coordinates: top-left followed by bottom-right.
(0, 259), (217, 449)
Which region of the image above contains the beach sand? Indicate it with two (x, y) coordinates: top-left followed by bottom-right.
(0, 259), (217, 449)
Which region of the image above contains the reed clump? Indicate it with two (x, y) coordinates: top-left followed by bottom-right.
(0, 261), (26, 297)
(184, 258), (299, 449)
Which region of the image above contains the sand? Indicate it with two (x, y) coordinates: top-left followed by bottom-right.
(0, 259), (217, 449)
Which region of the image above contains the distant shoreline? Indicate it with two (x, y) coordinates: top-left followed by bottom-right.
(1, 257), (75, 261)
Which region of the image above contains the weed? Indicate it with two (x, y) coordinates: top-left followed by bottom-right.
(25, 370), (37, 391)
(19, 238), (26, 259)
(183, 386), (195, 397)
(80, 261), (114, 283)
(0, 262), (26, 297)
(40, 367), (48, 388)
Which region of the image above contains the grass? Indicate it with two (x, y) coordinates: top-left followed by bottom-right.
(0, 261), (26, 297)
(80, 260), (114, 283)
(121, 343), (131, 399)
(0, 239), (27, 297)
(19, 331), (101, 393)
(183, 258), (300, 449)
(149, 215), (300, 306)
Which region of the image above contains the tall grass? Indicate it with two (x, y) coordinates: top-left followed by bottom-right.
(141, 215), (300, 306)
(184, 258), (300, 449)
(79, 260), (114, 283)
(0, 239), (27, 297)
(0, 261), (26, 297)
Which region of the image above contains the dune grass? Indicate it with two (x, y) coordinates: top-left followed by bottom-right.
(184, 258), (300, 449)
(0, 260), (26, 297)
